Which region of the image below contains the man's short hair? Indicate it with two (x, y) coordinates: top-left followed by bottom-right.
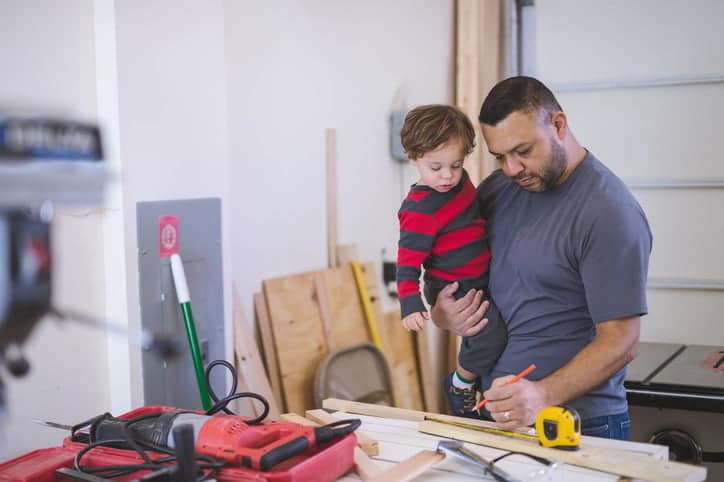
(400, 104), (476, 160)
(479, 76), (562, 126)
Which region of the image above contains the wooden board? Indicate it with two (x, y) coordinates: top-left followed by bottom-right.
(415, 330), (440, 413)
(306, 408), (379, 456)
(263, 272), (327, 414)
(232, 285), (279, 418)
(253, 292), (284, 411)
(476, 0), (503, 179)
(359, 262), (386, 341)
(358, 262), (422, 411)
(320, 266), (370, 348)
(419, 420), (705, 482)
(367, 450), (444, 482)
(332, 412), (630, 482)
(326, 128), (338, 269)
(336, 243), (359, 266)
(381, 310), (423, 411)
(263, 265), (373, 414)
(456, 0), (482, 185)
(323, 397), (669, 460)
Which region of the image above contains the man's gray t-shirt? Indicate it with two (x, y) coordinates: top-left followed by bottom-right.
(478, 151), (652, 420)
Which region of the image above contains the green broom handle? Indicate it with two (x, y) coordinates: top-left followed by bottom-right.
(171, 254), (212, 410)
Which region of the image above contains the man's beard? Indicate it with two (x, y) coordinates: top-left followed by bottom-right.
(514, 136), (568, 192)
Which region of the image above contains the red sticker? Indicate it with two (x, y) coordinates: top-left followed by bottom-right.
(159, 215), (179, 257)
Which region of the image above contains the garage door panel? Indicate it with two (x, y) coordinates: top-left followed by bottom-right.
(633, 190), (724, 279)
(643, 290), (724, 345)
(538, 0), (724, 83)
(555, 83), (724, 180)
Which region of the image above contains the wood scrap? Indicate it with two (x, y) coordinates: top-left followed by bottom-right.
(381, 310), (423, 411)
(419, 420), (706, 482)
(326, 128), (337, 269)
(232, 284), (279, 418)
(253, 292), (284, 411)
(336, 243), (359, 266)
(320, 266), (369, 347)
(306, 408), (378, 456)
(263, 272), (327, 414)
(262, 265), (372, 414)
(314, 275), (336, 351)
(415, 329), (440, 413)
(367, 450), (444, 482)
(323, 397), (669, 460)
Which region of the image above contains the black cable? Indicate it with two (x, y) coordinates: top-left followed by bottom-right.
(490, 451), (553, 466)
(203, 359), (270, 424)
(71, 358), (268, 481)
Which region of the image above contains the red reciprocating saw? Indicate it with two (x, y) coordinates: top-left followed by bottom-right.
(79, 409), (360, 471)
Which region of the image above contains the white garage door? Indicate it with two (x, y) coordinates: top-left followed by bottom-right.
(522, 0), (724, 345)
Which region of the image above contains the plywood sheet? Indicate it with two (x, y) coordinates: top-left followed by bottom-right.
(263, 272), (327, 414)
(320, 266), (370, 348)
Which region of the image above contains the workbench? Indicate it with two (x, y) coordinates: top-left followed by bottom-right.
(327, 410), (680, 481)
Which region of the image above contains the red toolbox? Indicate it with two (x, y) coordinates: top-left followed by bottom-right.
(0, 406), (356, 482)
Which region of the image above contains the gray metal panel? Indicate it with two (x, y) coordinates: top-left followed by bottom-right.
(137, 198), (225, 410)
(626, 342), (685, 383)
(650, 345), (724, 390)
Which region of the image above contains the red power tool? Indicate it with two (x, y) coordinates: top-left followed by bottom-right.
(77, 407), (360, 472)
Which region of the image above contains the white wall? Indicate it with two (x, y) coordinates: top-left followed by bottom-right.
(1, 0), (454, 459)
(225, 0), (454, 318)
(0, 0), (110, 459)
(535, 0), (724, 345)
(112, 0), (232, 406)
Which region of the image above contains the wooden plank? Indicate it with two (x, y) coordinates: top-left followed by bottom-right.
(331, 412), (627, 482)
(325, 397), (430, 422)
(319, 266), (369, 348)
(326, 128), (338, 269)
(306, 409), (379, 456)
(415, 330), (440, 413)
(477, 0), (503, 179)
(232, 285), (279, 419)
(360, 262), (386, 342)
(336, 243), (359, 266)
(446, 331), (460, 379)
(263, 272), (327, 414)
(381, 310), (423, 411)
(367, 450), (444, 482)
(361, 263), (422, 411)
(314, 275), (337, 351)
(279, 412), (382, 481)
(323, 397), (669, 460)
(419, 420), (706, 482)
(253, 292), (284, 412)
(456, 0), (482, 185)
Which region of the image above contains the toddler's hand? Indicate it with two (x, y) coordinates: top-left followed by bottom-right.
(402, 311), (429, 331)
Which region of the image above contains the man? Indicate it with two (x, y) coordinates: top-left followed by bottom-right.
(431, 76), (652, 439)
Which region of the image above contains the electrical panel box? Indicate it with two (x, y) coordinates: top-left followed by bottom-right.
(136, 198), (225, 410)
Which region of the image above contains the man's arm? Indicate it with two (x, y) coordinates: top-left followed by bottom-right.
(484, 316), (640, 428)
(429, 281), (490, 336)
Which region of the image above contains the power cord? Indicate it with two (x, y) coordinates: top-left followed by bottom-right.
(69, 359), (269, 481)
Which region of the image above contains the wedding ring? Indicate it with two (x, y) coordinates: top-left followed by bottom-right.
(503, 410), (511, 421)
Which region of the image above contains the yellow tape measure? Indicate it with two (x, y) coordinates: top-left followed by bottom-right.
(428, 404), (581, 450)
(535, 405), (581, 450)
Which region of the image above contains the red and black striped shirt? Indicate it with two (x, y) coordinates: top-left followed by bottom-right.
(397, 169), (490, 318)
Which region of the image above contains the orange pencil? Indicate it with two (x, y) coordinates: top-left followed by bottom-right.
(473, 363), (537, 411)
